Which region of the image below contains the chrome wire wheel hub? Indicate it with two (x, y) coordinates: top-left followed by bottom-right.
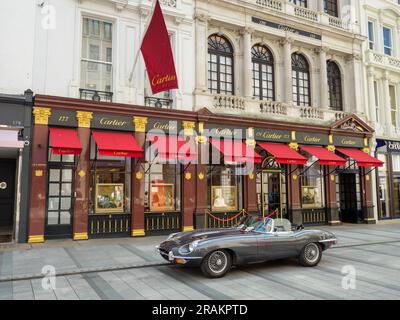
(208, 251), (228, 274)
(305, 243), (319, 263)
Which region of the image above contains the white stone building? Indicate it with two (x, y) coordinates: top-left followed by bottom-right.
(360, 0), (400, 221)
(0, 0), (195, 110)
(193, 0), (366, 124)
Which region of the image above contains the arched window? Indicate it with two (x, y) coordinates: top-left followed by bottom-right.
(327, 61), (343, 111)
(208, 34), (234, 95)
(292, 53), (310, 107)
(252, 44), (275, 101)
(324, 0), (338, 17)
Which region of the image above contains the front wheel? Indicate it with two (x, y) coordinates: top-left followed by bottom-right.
(298, 243), (322, 267)
(201, 250), (232, 278)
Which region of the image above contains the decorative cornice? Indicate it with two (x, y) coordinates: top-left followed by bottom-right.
(133, 116), (148, 133)
(33, 107), (51, 125)
(76, 111), (93, 128)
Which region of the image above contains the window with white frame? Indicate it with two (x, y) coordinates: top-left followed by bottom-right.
(81, 18), (113, 93)
(383, 26), (393, 56)
(389, 85), (398, 127)
(368, 21), (375, 50)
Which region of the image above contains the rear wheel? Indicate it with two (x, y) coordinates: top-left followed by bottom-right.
(299, 243), (322, 267)
(201, 250), (232, 278)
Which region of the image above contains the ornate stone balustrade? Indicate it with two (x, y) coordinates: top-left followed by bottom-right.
(213, 94), (245, 110)
(253, 0), (353, 32)
(366, 50), (400, 70)
(260, 101), (287, 115)
(195, 92), (355, 124)
(255, 0), (282, 11)
(294, 6), (318, 22)
(299, 106), (323, 120)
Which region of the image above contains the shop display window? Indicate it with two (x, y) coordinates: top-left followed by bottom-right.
(208, 166), (242, 212)
(300, 157), (325, 209)
(90, 137), (131, 214)
(144, 163), (181, 212)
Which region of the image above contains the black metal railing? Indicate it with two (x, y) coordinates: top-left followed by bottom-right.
(79, 88), (113, 102)
(145, 212), (181, 235)
(144, 97), (173, 109)
(301, 208), (327, 225)
(88, 214), (131, 238)
(206, 211), (246, 229)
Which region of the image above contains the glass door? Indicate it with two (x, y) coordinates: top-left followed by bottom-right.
(257, 170), (282, 218)
(46, 150), (75, 239)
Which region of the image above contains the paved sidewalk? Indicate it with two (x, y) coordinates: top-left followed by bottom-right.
(0, 221), (399, 282)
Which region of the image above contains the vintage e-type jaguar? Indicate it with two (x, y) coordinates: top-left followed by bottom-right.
(156, 215), (337, 278)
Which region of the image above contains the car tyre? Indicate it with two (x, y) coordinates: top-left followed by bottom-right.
(201, 249), (232, 278)
(299, 242), (322, 267)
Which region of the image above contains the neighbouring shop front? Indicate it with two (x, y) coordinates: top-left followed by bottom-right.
(375, 139), (400, 220)
(0, 90), (32, 243)
(27, 95), (383, 243)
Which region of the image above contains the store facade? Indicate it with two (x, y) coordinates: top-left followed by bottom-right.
(0, 90), (33, 243)
(375, 140), (400, 220)
(27, 95), (382, 243)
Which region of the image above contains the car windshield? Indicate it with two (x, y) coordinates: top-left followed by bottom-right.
(237, 215), (264, 230)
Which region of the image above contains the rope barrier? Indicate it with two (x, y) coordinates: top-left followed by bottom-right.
(205, 209), (246, 223)
(204, 208), (280, 224)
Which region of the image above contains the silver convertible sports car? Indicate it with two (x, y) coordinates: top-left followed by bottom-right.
(156, 215), (337, 278)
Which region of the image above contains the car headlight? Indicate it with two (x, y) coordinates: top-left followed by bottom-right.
(188, 240), (200, 252)
(167, 233), (178, 241)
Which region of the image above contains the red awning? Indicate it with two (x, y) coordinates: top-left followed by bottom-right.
(148, 135), (197, 162)
(210, 139), (262, 164)
(49, 128), (82, 155)
(337, 148), (384, 167)
(92, 131), (143, 157)
(299, 145), (346, 166)
(257, 142), (307, 165)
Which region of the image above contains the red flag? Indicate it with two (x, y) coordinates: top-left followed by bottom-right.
(141, 0), (178, 94)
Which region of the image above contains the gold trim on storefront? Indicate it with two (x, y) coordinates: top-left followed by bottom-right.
(183, 226), (194, 232)
(28, 235), (44, 243)
(33, 107), (52, 125)
(131, 229), (145, 237)
(73, 232), (88, 241)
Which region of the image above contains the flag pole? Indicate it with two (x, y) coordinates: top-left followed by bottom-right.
(128, 0), (158, 83)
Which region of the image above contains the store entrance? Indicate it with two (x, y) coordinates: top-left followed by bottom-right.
(257, 170), (282, 218)
(339, 173), (359, 223)
(0, 159), (16, 243)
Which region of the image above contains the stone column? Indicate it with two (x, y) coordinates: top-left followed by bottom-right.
(28, 107), (51, 243)
(194, 13), (209, 93)
(73, 111), (93, 241)
(281, 38), (293, 104)
(317, 47), (329, 109)
(346, 54), (363, 114)
(382, 72), (392, 134)
(132, 116), (148, 237)
(242, 27), (254, 99)
(367, 67), (377, 124)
